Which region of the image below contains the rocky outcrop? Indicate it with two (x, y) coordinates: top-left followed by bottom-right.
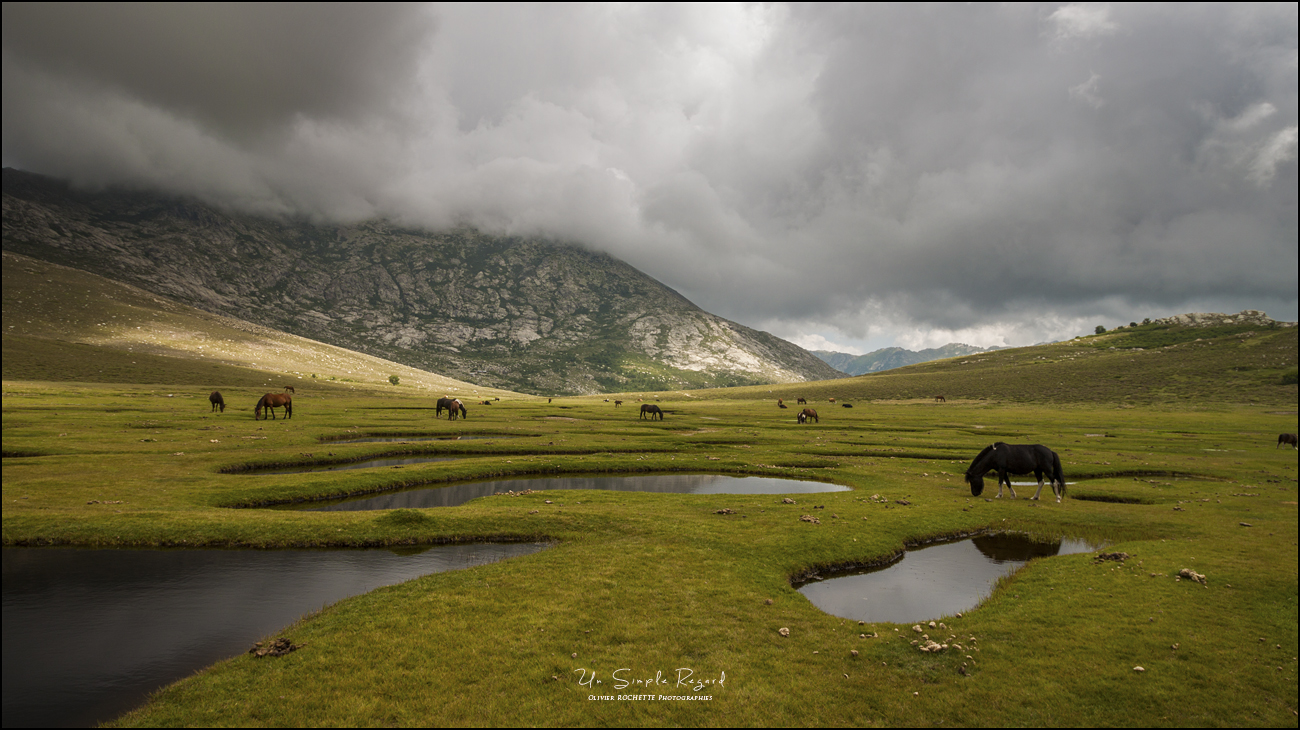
(1, 168), (843, 394)
(1150, 310), (1295, 328)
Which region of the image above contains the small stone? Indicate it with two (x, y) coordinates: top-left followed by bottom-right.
(779, 627), (790, 637)
(1133, 666), (1145, 672)
(851, 650), (859, 657)
(571, 653), (577, 659)
(765, 598), (774, 605)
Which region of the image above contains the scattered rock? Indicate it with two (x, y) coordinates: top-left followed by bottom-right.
(1133, 666), (1145, 672)
(765, 598), (774, 605)
(1178, 568), (1207, 585)
(1094, 552), (1130, 563)
(779, 627), (790, 637)
(783, 498), (797, 504)
(250, 637), (302, 658)
(850, 650), (859, 657)
(714, 508), (736, 515)
(799, 514), (821, 524)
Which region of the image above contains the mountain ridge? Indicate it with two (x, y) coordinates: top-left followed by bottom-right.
(813, 342), (992, 375)
(1, 168), (844, 395)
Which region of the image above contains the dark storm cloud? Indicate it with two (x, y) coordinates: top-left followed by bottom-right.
(2, 3), (1295, 350)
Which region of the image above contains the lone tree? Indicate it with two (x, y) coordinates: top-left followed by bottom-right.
(388, 375), (400, 386)
(1095, 325), (1107, 334)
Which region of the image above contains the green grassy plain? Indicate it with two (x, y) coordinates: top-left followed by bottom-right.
(2, 254), (1298, 726)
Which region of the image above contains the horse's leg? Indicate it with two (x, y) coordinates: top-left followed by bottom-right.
(1000, 470), (1017, 498)
(1030, 469), (1045, 500)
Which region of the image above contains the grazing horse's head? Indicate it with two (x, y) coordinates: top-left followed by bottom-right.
(964, 471), (985, 496)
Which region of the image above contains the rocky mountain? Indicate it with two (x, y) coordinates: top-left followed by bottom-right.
(1, 168), (843, 395)
(814, 343), (991, 375)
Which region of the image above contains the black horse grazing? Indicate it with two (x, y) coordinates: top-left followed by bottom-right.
(639, 404), (664, 420)
(254, 392), (292, 420)
(797, 408), (818, 424)
(1279, 433), (1298, 450)
(209, 391), (225, 413)
(964, 443), (1065, 502)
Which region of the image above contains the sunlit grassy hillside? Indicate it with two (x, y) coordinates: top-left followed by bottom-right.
(2, 251), (521, 399)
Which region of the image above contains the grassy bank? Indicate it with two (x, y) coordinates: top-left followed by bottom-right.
(4, 379), (1296, 726)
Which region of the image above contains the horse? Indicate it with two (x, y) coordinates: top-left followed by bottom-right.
(964, 443), (1065, 502)
(934, 395), (946, 404)
(283, 385), (295, 394)
(828, 398), (836, 403)
(435, 397), (459, 417)
(639, 404), (664, 420)
(798, 408), (819, 423)
(797, 397), (807, 405)
(254, 392), (292, 420)
(614, 400), (623, 407)
(1279, 433), (1298, 450)
(842, 403), (853, 408)
(779, 403), (788, 409)
(209, 391), (225, 413)
(446, 399), (467, 421)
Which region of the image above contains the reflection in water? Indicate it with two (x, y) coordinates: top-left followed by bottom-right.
(248, 456), (459, 475)
(1, 544), (546, 728)
(296, 474), (850, 511)
(796, 534), (1097, 624)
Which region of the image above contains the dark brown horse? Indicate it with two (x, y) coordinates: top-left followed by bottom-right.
(1279, 433), (1298, 450)
(934, 395), (946, 404)
(283, 385), (295, 394)
(209, 391), (225, 413)
(797, 397), (807, 405)
(639, 404), (664, 420)
(254, 392), (292, 420)
(445, 399), (467, 421)
(797, 408), (819, 424)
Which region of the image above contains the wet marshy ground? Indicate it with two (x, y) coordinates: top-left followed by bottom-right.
(2, 543), (547, 728)
(282, 474), (851, 511)
(795, 533), (1099, 624)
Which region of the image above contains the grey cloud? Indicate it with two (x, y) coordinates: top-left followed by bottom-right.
(1, 3), (1295, 350)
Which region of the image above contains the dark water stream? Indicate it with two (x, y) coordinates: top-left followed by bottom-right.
(321, 435), (500, 444)
(1, 543), (546, 728)
(796, 533), (1098, 623)
(288, 474), (850, 511)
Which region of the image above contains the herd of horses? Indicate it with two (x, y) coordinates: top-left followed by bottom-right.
(205, 387), (1296, 502)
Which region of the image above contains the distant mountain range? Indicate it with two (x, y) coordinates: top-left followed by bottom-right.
(1, 168), (844, 395)
(813, 343), (993, 375)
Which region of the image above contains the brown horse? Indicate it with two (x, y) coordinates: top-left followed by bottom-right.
(934, 395), (946, 404)
(283, 385), (295, 394)
(209, 391), (225, 413)
(798, 408), (819, 424)
(614, 400), (623, 407)
(797, 397), (807, 405)
(1279, 433), (1298, 450)
(446, 399), (467, 421)
(254, 392), (292, 420)
(639, 404), (664, 420)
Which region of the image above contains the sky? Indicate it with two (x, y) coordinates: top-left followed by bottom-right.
(3, 3), (1297, 354)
